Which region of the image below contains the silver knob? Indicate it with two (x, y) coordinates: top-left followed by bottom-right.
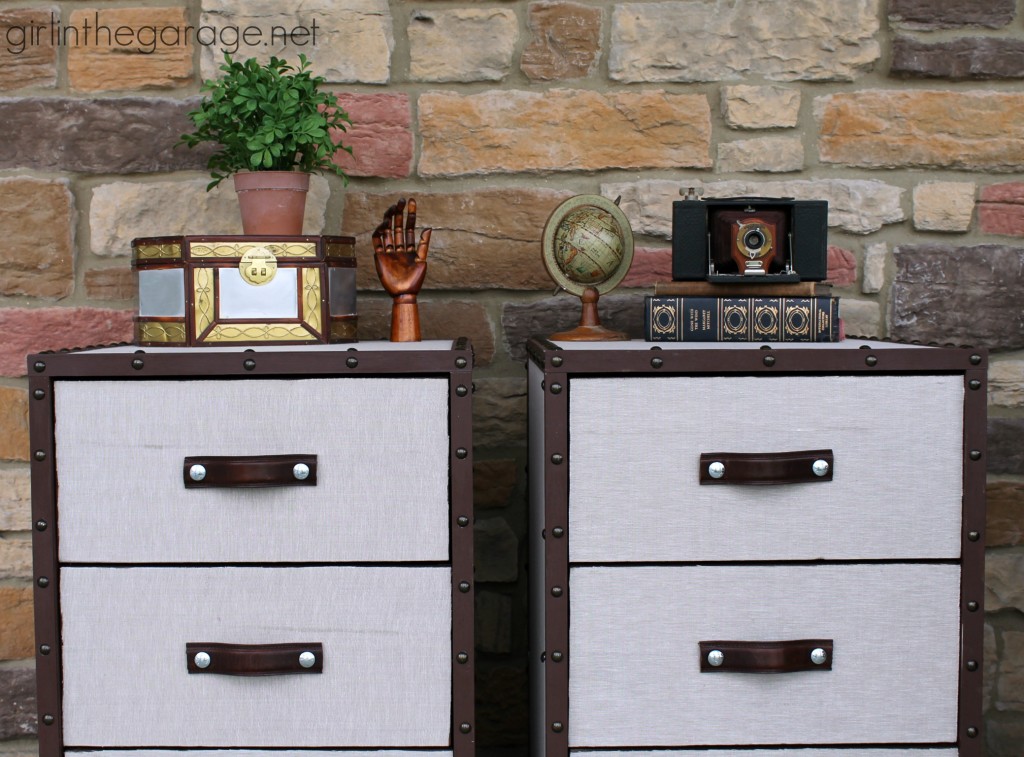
(293, 463), (310, 481)
(707, 649), (725, 667)
(708, 461), (726, 479)
(189, 464), (207, 482)
(194, 651), (211, 669)
(811, 459), (830, 477)
(810, 647), (827, 665)
(298, 651), (316, 668)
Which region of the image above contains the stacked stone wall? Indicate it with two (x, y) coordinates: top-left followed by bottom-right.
(0, 0), (1022, 753)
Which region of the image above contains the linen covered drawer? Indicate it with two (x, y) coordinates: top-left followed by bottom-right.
(568, 563), (961, 747)
(53, 376), (450, 563)
(567, 373), (964, 563)
(59, 566), (451, 748)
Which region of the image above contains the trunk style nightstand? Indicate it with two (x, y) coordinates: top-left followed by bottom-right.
(29, 340), (475, 756)
(527, 338), (986, 756)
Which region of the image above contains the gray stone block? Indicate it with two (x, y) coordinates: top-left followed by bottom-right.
(892, 36), (1024, 79)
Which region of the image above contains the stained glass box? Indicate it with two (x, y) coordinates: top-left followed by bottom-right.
(131, 235), (357, 346)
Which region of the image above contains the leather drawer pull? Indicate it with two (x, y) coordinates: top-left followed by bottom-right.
(183, 454), (317, 489)
(186, 642), (323, 676)
(700, 639), (833, 673)
(699, 449), (833, 485)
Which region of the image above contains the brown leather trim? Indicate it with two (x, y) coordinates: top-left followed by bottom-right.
(699, 639), (833, 673)
(699, 449), (833, 485)
(186, 642), (323, 676)
(182, 454), (317, 488)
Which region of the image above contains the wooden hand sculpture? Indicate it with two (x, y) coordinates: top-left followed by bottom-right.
(373, 198), (431, 342)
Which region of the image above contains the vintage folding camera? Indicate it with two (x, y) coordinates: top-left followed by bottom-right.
(672, 196), (829, 283)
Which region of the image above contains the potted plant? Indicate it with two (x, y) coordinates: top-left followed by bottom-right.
(179, 52), (353, 235)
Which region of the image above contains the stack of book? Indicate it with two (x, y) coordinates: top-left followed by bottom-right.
(644, 280), (842, 343)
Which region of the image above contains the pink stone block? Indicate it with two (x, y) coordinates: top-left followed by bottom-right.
(621, 247), (672, 288)
(826, 245), (857, 287)
(979, 205), (1024, 237)
(0, 307), (134, 377)
(332, 93), (413, 179)
(980, 182), (1024, 204)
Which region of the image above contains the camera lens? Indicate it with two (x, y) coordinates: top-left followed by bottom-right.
(743, 228), (765, 251)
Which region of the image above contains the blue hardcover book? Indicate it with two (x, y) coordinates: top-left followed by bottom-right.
(644, 295), (841, 342)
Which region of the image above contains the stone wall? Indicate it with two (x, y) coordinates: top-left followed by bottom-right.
(0, 0), (1022, 754)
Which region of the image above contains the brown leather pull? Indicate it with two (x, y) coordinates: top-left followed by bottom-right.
(186, 642), (323, 676)
(699, 449), (833, 485)
(183, 454), (317, 489)
(699, 639), (833, 673)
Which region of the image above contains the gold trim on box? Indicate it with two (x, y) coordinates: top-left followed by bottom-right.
(137, 320), (188, 344)
(330, 317), (358, 342)
(190, 242), (318, 259)
(134, 243), (183, 260)
(302, 267), (322, 335)
(194, 266), (215, 337)
(202, 323), (316, 342)
(325, 240), (355, 259)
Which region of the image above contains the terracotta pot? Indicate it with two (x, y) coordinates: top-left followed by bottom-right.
(233, 171), (311, 235)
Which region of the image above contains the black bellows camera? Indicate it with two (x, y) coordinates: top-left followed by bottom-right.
(672, 196), (828, 283)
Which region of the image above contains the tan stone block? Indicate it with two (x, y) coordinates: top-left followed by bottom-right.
(717, 136), (804, 173)
(0, 536), (31, 580)
(473, 459), (518, 509)
(355, 298), (495, 366)
(0, 177), (74, 299)
(837, 298), (882, 338)
(199, 0), (393, 85)
(343, 188), (575, 290)
(521, 1), (602, 81)
(987, 480), (1024, 547)
(84, 266), (136, 301)
(721, 85), (801, 129)
(0, 8), (58, 90)
(913, 181), (976, 231)
(418, 89), (711, 176)
(997, 631), (1024, 711)
(862, 242), (887, 294)
(90, 177), (329, 256)
(409, 8), (516, 82)
(0, 468), (31, 531)
(610, 0), (879, 83)
(986, 550), (1024, 612)
(67, 7), (193, 92)
(817, 90), (1024, 170)
(990, 360), (1024, 408)
(0, 587), (34, 660)
(600, 178), (904, 239)
(0, 388), (29, 463)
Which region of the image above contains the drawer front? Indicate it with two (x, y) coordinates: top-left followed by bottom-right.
(60, 566), (452, 748)
(570, 751), (958, 756)
(568, 563), (961, 747)
(78, 753), (452, 757)
(55, 378), (450, 562)
(568, 375), (964, 562)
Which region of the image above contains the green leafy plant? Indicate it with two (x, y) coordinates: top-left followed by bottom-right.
(179, 53), (353, 190)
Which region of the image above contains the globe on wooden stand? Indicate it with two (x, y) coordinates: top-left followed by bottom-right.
(541, 194), (635, 341)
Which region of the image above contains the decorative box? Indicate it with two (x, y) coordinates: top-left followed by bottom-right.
(527, 338), (986, 756)
(131, 235), (357, 346)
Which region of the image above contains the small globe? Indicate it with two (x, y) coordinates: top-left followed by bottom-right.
(553, 205), (625, 286)
(542, 195), (634, 297)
